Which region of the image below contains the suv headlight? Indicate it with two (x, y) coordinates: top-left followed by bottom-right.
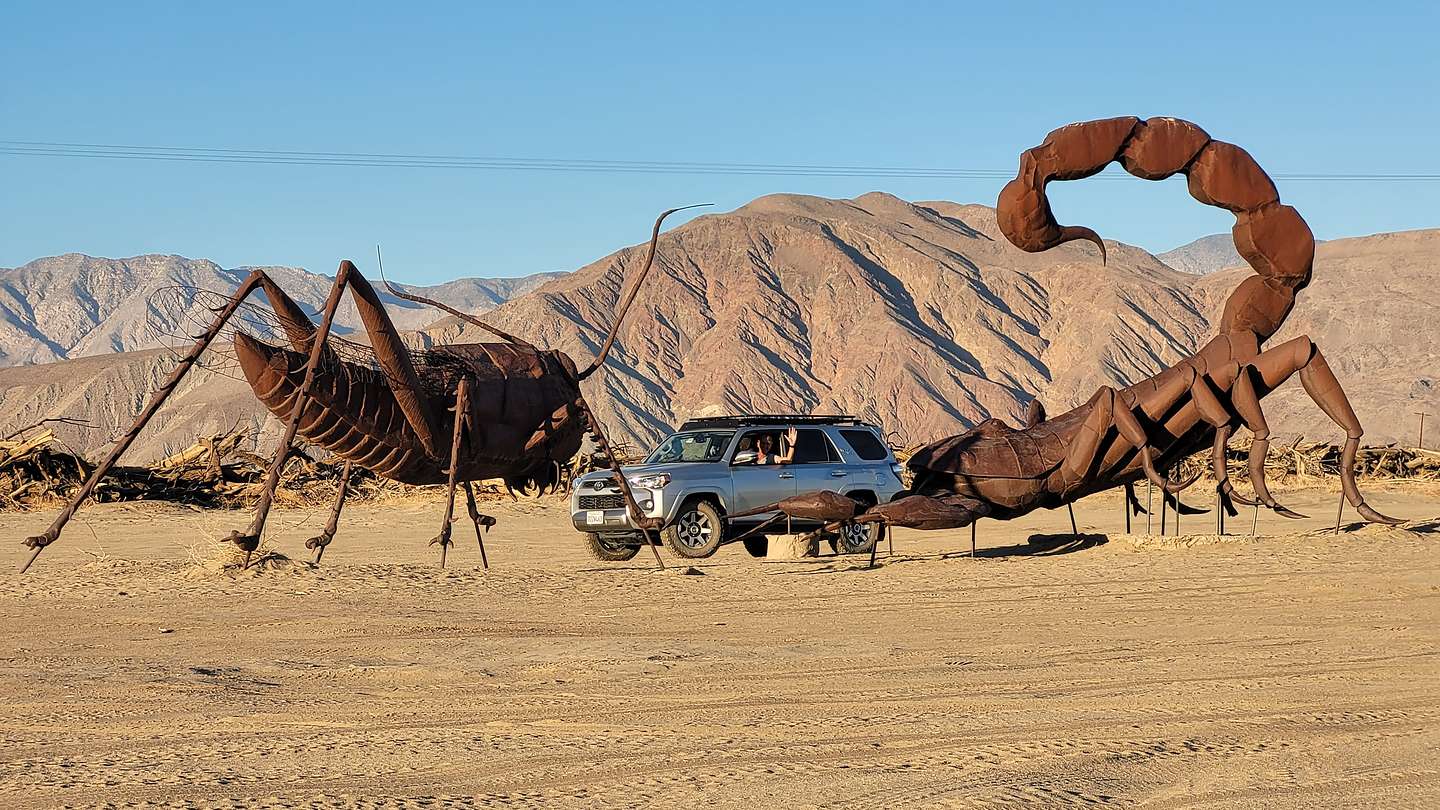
(629, 473), (671, 489)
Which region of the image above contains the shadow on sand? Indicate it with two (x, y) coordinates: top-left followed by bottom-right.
(778, 532), (1110, 576)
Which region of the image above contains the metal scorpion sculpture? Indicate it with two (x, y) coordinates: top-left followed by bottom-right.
(743, 116), (1402, 541)
(19, 205), (709, 573)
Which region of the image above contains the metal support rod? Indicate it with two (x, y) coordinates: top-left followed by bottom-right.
(1334, 489), (1346, 535)
(971, 521), (977, 557)
(1067, 503), (1078, 538)
(728, 513), (783, 545)
(1146, 480), (1153, 534)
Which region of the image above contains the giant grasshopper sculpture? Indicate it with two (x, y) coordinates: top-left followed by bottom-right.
(19, 206), (709, 573)
(743, 116), (1401, 540)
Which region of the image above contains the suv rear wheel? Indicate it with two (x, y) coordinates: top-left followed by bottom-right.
(663, 500), (725, 558)
(584, 532), (640, 562)
(828, 494), (879, 555)
(830, 521), (879, 555)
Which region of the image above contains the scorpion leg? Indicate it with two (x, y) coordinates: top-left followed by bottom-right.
(430, 377), (471, 568)
(1186, 368), (1251, 518)
(1251, 337), (1402, 525)
(19, 270), (304, 573)
(1057, 386), (1115, 490)
(1231, 365), (1307, 519)
(462, 482), (495, 569)
(1106, 387), (1194, 495)
(306, 460), (353, 565)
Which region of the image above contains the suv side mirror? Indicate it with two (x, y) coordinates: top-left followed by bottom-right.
(731, 450), (758, 465)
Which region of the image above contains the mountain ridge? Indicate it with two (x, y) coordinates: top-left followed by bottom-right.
(0, 252), (561, 366)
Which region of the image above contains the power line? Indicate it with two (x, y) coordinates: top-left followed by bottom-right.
(2, 139), (1438, 181)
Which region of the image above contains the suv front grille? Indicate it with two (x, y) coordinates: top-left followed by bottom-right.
(578, 494), (624, 510)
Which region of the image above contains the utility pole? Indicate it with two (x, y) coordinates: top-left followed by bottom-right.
(1417, 412), (1428, 450)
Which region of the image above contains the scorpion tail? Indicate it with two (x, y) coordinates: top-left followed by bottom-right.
(577, 203), (713, 381)
(996, 116), (1314, 343)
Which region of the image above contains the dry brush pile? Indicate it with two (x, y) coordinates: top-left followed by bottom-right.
(0, 425), (640, 513)
(0, 428), (430, 511)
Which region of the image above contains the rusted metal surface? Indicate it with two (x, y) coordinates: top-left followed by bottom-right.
(767, 116), (1403, 537)
(20, 206), (706, 572)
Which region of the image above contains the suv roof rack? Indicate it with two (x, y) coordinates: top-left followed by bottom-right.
(677, 414), (870, 431)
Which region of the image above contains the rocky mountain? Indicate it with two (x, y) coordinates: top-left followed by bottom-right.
(1, 195), (1433, 463)
(0, 253), (560, 366)
(1158, 233), (1244, 275)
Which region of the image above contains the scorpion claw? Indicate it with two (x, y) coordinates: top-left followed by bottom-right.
(1270, 504), (1308, 520)
(1166, 491), (1210, 515)
(1356, 503), (1404, 526)
(1163, 468), (1202, 494)
(1216, 486), (1240, 518)
(1220, 480), (1258, 507)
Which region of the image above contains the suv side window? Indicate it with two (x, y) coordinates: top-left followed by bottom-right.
(791, 428), (841, 464)
(840, 429), (889, 461)
(731, 429), (775, 463)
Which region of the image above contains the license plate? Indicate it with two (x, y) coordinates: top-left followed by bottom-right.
(586, 510), (604, 525)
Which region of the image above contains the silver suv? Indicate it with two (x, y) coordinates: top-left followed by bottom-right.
(570, 415), (905, 561)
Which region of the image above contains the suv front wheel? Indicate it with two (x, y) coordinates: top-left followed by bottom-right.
(663, 500), (725, 558)
(584, 532), (640, 562)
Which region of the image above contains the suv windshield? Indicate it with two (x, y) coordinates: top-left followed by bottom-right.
(644, 430), (736, 464)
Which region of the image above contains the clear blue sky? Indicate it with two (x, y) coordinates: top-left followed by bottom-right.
(3, 1), (1437, 284)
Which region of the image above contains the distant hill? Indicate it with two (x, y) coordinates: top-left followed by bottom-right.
(0, 253), (560, 366)
(0, 196), (1434, 462)
(1158, 233), (1244, 275)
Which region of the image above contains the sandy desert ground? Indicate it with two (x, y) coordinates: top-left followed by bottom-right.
(1, 485), (1437, 808)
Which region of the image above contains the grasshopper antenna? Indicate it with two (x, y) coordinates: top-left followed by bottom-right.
(577, 203), (711, 381)
(376, 245), (537, 350)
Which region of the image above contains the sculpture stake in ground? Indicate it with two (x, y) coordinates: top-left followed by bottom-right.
(746, 116), (1403, 540)
(19, 205), (710, 573)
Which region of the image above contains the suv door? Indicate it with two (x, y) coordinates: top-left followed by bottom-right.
(788, 428), (850, 500)
(728, 428), (797, 517)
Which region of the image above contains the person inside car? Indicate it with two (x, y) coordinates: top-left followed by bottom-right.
(754, 427), (797, 465)
(732, 436), (756, 464)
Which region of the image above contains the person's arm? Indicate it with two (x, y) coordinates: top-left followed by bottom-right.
(777, 427), (797, 464)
